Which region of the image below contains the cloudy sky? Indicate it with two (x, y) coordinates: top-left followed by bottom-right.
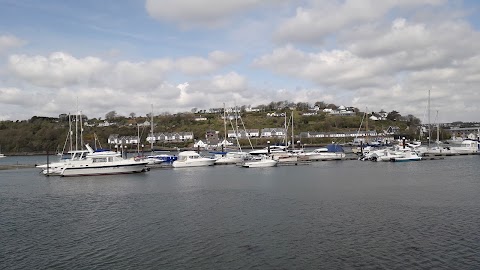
(0, 0), (479, 122)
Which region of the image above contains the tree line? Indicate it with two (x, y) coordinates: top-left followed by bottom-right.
(0, 101), (426, 154)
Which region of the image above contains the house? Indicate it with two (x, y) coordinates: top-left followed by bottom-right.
(107, 135), (140, 145)
(146, 132), (194, 143)
(194, 116), (207, 121)
(385, 126), (400, 135)
(193, 140), (208, 148)
(246, 107), (261, 112)
(108, 134), (120, 144)
(205, 130), (219, 145)
(138, 120), (151, 127)
(98, 120), (114, 127)
(266, 112), (286, 117)
(227, 129), (260, 138)
(261, 128), (286, 138)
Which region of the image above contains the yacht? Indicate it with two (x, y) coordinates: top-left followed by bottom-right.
(172, 151), (216, 168)
(242, 155), (278, 168)
(60, 145), (149, 176)
(0, 146), (6, 158)
(249, 145), (287, 156)
(449, 139), (479, 154)
(37, 149), (90, 175)
(300, 144), (346, 161)
(391, 148), (422, 162)
(146, 153), (178, 163)
(213, 151), (251, 165)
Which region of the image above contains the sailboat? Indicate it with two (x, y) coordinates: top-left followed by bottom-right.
(0, 145), (6, 158)
(214, 104), (251, 165)
(36, 111), (91, 175)
(144, 105), (177, 164)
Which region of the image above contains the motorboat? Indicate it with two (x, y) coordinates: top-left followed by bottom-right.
(242, 155), (278, 168)
(213, 151), (250, 165)
(370, 147), (405, 162)
(391, 148), (422, 162)
(60, 144), (149, 176)
(449, 139), (479, 154)
(172, 151), (216, 168)
(37, 149), (91, 175)
(300, 144), (346, 161)
(146, 153), (178, 163)
(143, 156), (164, 165)
(249, 145), (287, 156)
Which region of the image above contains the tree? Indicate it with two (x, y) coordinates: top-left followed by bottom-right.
(387, 110), (401, 121)
(105, 111), (117, 121)
(191, 108), (198, 114)
(129, 112), (136, 118)
(314, 101), (327, 109)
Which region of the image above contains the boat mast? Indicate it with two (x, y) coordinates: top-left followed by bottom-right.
(79, 110), (83, 148)
(234, 104), (242, 152)
(137, 123), (140, 155)
(436, 110), (440, 144)
(223, 103), (227, 148)
(284, 112), (287, 146)
(428, 88), (431, 148)
(68, 113), (73, 152)
(150, 104), (154, 155)
(291, 112), (294, 150)
(365, 107), (369, 144)
(75, 102), (79, 151)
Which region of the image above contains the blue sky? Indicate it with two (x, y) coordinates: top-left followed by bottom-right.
(1, 0), (480, 122)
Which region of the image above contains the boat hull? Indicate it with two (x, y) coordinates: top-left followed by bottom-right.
(215, 157), (244, 165)
(392, 157), (422, 162)
(61, 162), (148, 177)
(172, 159), (216, 168)
(242, 160), (278, 168)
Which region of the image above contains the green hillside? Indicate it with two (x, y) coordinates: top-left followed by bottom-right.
(0, 103), (431, 154)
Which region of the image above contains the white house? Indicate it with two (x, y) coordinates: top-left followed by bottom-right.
(261, 128), (286, 138)
(193, 140), (208, 148)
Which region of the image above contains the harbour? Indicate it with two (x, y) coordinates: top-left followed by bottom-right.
(1, 154), (479, 269)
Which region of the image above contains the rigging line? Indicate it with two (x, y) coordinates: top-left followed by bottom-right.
(227, 111), (242, 152)
(238, 111), (254, 150)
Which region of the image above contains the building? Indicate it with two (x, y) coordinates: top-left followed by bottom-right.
(261, 128), (287, 138)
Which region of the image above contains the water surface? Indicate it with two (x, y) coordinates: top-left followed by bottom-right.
(1, 156), (479, 269)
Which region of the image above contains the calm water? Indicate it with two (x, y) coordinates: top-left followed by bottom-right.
(1, 155), (479, 269)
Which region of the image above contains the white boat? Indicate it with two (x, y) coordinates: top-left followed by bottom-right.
(449, 139), (479, 154)
(213, 151), (250, 165)
(60, 145), (149, 176)
(301, 144), (346, 161)
(172, 151), (216, 168)
(0, 154), (5, 158)
(370, 148), (400, 161)
(143, 156), (164, 165)
(249, 145), (287, 156)
(242, 155), (278, 168)
(391, 148), (422, 162)
(37, 149), (91, 175)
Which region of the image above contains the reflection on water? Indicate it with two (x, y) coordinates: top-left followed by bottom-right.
(1, 155), (479, 269)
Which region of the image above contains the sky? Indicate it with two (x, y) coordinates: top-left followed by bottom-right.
(0, 0), (479, 123)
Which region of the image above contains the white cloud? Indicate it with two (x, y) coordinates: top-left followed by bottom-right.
(274, 0), (445, 44)
(145, 0), (278, 28)
(8, 52), (109, 88)
(175, 51), (238, 75)
(0, 34), (25, 53)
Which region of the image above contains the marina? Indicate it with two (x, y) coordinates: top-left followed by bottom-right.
(1, 154), (479, 269)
